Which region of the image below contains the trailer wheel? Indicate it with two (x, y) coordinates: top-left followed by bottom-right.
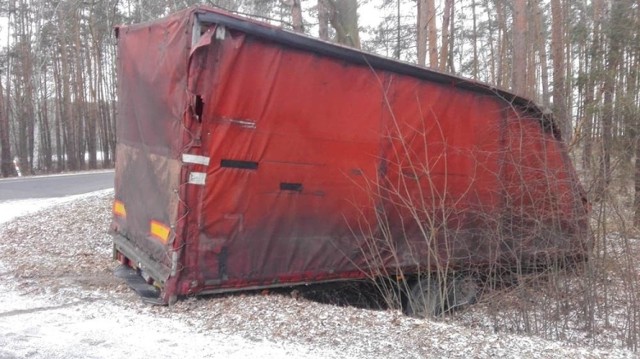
(404, 277), (445, 318)
(446, 274), (478, 311)
(404, 274), (478, 318)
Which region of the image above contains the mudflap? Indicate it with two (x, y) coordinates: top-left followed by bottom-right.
(114, 264), (164, 305)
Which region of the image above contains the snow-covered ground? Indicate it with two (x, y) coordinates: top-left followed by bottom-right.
(0, 189), (112, 223)
(0, 190), (636, 358)
(0, 191), (340, 359)
(0, 283), (335, 359)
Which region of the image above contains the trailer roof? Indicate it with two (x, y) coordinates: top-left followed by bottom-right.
(192, 7), (559, 138)
(116, 6), (559, 138)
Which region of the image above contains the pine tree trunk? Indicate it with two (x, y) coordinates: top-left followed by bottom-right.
(327, 0), (360, 48)
(471, 0), (478, 78)
(0, 81), (15, 177)
(596, 0), (625, 200)
(534, 0), (550, 107)
(318, 0), (329, 40)
(512, 0), (527, 95)
(290, 0), (304, 33)
(633, 53), (640, 227)
(39, 65), (52, 172)
(426, 0), (437, 67)
(416, 0), (428, 66)
(551, 0), (569, 140)
(439, 0), (453, 72)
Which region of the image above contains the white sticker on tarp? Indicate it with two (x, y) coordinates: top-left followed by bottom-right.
(182, 153), (210, 166)
(171, 251), (178, 277)
(215, 25), (226, 40)
(188, 172), (207, 185)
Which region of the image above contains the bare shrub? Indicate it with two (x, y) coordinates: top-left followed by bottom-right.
(343, 91), (639, 352)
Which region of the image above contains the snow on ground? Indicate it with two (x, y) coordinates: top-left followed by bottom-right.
(0, 191), (637, 358)
(0, 191), (340, 359)
(0, 189), (112, 223)
(0, 285), (334, 359)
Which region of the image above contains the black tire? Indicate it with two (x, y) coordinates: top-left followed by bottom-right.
(405, 277), (445, 318)
(404, 273), (478, 318)
(446, 274), (478, 311)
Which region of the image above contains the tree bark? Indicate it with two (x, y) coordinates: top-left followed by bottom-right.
(534, 0), (550, 107)
(633, 52), (640, 226)
(439, 0), (453, 72)
(551, 0), (569, 139)
(471, 0), (478, 78)
(395, 0), (401, 59)
(38, 63), (52, 172)
(416, 0), (428, 66)
(596, 0), (625, 200)
(512, 0), (528, 96)
(494, 0), (509, 88)
(289, 0), (304, 33)
(327, 0), (360, 48)
(0, 81), (15, 177)
(318, 0), (329, 40)
(426, 0), (437, 67)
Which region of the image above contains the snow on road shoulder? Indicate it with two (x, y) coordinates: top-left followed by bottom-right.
(0, 189), (114, 224)
(0, 285), (338, 359)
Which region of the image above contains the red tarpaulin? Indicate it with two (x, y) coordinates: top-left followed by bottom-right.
(112, 6), (590, 303)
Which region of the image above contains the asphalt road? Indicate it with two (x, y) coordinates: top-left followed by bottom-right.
(0, 170), (114, 201)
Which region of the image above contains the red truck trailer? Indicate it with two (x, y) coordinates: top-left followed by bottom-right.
(111, 6), (590, 312)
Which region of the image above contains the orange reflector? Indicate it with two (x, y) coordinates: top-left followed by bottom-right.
(113, 200), (127, 218)
(150, 220), (171, 243)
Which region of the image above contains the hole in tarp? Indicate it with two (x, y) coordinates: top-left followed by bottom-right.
(280, 182), (303, 192)
(194, 95), (204, 122)
(220, 159), (259, 170)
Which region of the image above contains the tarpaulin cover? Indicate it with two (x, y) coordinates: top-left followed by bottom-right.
(112, 6), (590, 301)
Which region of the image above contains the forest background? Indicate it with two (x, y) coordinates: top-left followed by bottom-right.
(0, 0), (637, 222)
